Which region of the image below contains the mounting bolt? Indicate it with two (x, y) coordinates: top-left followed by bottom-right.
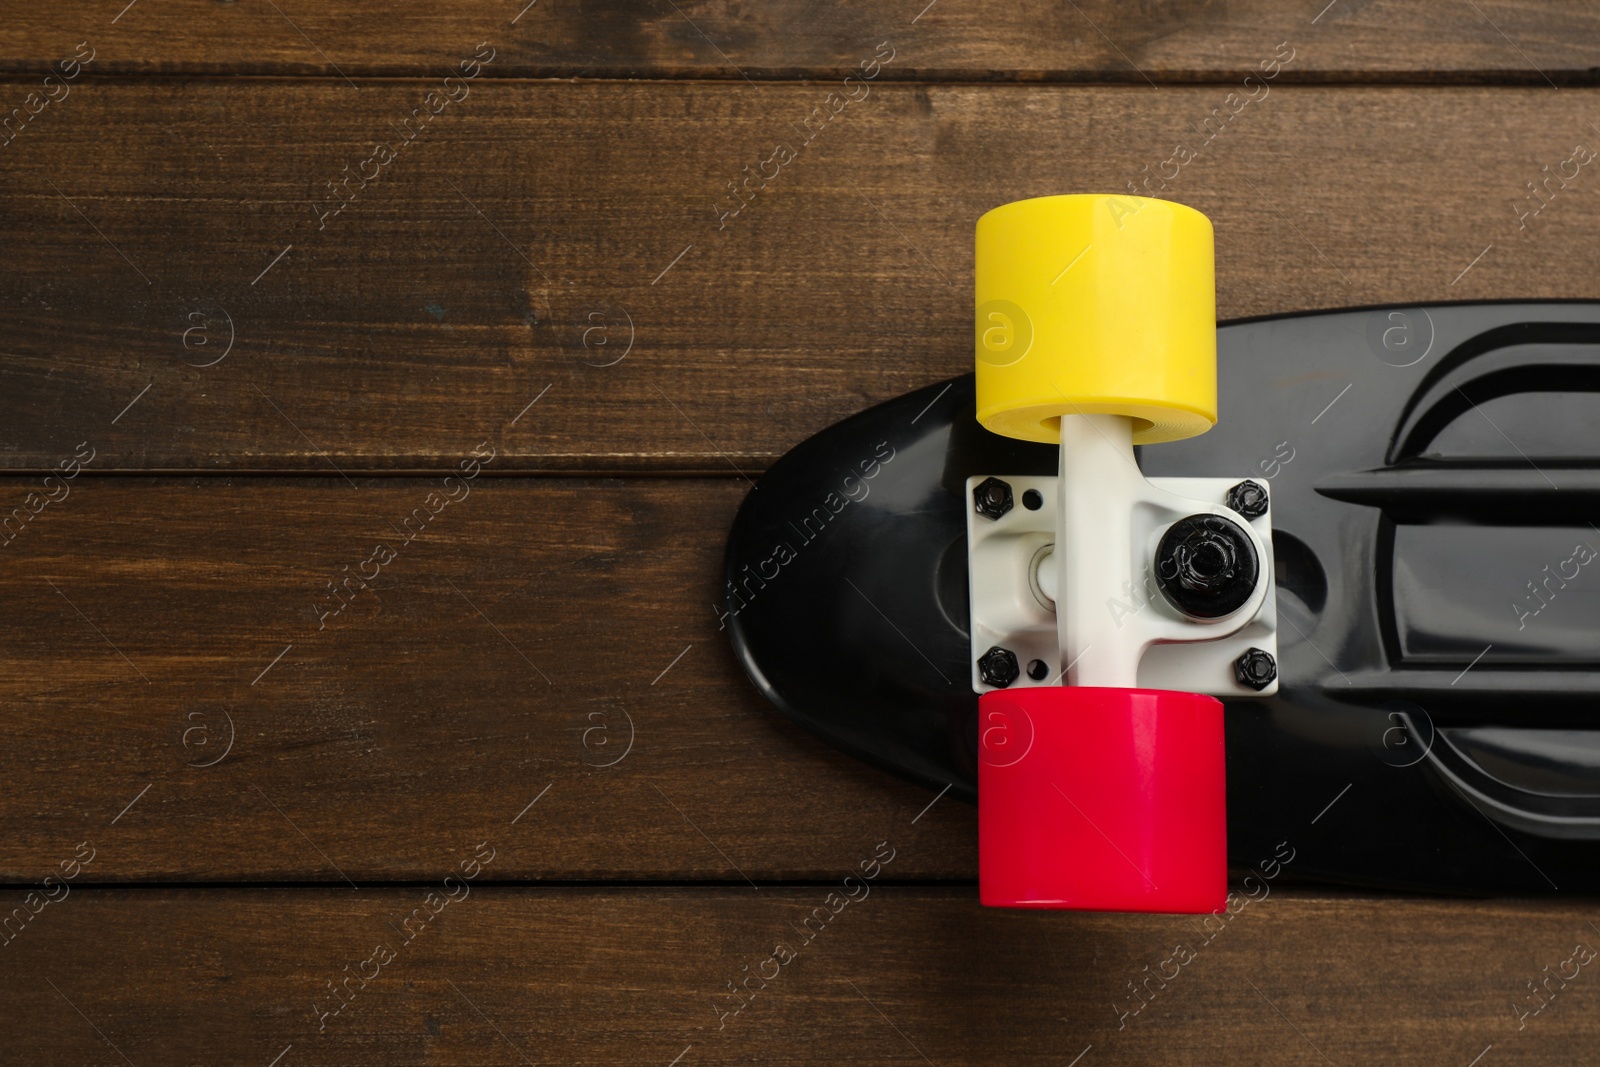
(973, 477), (1014, 521)
(978, 646), (1021, 688)
(1226, 480), (1269, 519)
(1234, 647), (1277, 691)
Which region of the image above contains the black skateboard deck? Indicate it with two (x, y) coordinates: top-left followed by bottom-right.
(725, 301), (1600, 894)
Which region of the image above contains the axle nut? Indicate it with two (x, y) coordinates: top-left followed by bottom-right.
(978, 646), (1021, 688)
(1154, 513), (1260, 619)
(1234, 647), (1277, 691)
(973, 477), (1014, 520)
(1226, 479), (1269, 519)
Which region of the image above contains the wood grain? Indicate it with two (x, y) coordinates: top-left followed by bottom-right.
(0, 476), (986, 882)
(1, 3), (1592, 1063)
(3, 886), (1593, 1065)
(1, 81), (1597, 472)
(1, 0), (1598, 81)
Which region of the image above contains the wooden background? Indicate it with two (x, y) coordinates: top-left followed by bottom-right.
(2, 1), (1598, 1063)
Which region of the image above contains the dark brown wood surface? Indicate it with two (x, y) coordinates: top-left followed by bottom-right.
(3, 2), (1599, 1063)
(3, 82), (1600, 472)
(2, 0), (1598, 81)
(0, 478), (981, 882)
(6, 888), (1597, 1065)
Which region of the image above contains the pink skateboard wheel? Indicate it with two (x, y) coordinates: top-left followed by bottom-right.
(978, 686), (1227, 913)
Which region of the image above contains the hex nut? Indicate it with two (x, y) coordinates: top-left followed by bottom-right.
(1226, 480), (1269, 519)
(1234, 647), (1277, 691)
(973, 477), (1014, 521)
(978, 646), (1021, 688)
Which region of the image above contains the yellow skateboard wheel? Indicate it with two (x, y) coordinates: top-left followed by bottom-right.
(974, 194), (1217, 445)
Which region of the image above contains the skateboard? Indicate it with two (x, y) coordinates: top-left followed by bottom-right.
(725, 193), (1600, 910)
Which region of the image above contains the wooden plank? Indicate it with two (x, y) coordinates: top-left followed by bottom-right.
(1, 1), (1597, 81)
(2, 81), (1596, 473)
(3, 886), (1591, 1064)
(0, 476), (987, 881)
